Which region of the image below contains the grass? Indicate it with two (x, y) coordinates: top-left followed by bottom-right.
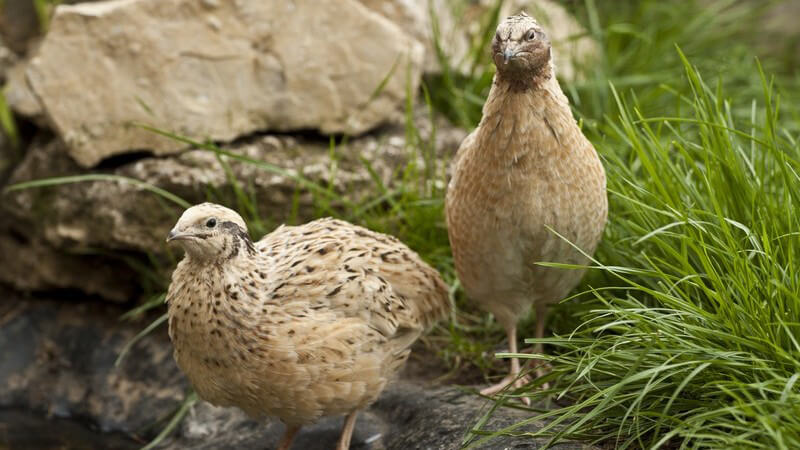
(5, 0), (800, 448)
(467, 55), (800, 449)
(454, 1), (800, 448)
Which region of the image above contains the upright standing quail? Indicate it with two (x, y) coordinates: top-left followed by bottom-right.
(445, 13), (607, 397)
(165, 203), (449, 449)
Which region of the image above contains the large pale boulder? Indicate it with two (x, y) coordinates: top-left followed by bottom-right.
(518, 0), (597, 82)
(359, 0), (469, 73)
(21, 0), (424, 167)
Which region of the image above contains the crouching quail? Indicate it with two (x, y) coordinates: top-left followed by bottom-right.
(165, 203), (450, 449)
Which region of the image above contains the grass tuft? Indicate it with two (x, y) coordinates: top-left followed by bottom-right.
(470, 52), (800, 449)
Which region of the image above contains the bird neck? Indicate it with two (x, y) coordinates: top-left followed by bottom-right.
(494, 62), (553, 93)
(471, 72), (573, 165)
(483, 68), (561, 116)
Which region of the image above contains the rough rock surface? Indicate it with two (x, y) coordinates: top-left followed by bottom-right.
(0, 294), (594, 449)
(167, 382), (594, 449)
(517, 0), (598, 82)
(0, 0), (38, 54)
(0, 294), (185, 435)
(0, 228), (137, 302)
(0, 119), (464, 299)
(0, 35), (16, 80)
(360, 0), (469, 74)
(21, 0), (424, 167)
(4, 55), (42, 120)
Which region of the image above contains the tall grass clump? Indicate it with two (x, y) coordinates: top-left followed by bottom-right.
(467, 54), (800, 449)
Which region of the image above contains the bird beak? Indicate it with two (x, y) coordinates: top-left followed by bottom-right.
(166, 229), (190, 243)
(503, 48), (516, 64)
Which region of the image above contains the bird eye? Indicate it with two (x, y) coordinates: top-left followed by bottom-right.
(206, 218), (217, 228)
(525, 29), (537, 41)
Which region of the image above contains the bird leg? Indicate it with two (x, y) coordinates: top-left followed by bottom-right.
(336, 411), (358, 450)
(480, 325), (531, 405)
(531, 302), (552, 389)
(276, 424), (300, 450)
(520, 302), (551, 389)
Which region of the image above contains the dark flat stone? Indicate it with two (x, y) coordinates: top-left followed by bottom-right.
(0, 294), (594, 449)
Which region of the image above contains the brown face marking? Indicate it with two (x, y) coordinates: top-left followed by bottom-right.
(491, 14), (552, 89)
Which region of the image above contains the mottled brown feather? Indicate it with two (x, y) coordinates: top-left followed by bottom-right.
(166, 205), (449, 428)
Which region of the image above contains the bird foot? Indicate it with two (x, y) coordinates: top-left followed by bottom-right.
(480, 373), (533, 405)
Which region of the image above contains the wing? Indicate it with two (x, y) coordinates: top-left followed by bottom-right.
(257, 218), (449, 352)
(447, 129), (478, 192)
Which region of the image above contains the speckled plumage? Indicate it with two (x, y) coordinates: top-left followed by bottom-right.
(165, 203), (449, 449)
(445, 14), (607, 394)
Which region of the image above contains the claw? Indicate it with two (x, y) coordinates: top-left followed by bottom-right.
(480, 373), (533, 405)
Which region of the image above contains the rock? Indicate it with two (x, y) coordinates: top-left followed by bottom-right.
(0, 295), (186, 435)
(19, 0), (424, 168)
(1, 119), (465, 299)
(0, 294), (595, 449)
(0, 0), (39, 54)
(0, 35), (16, 81)
(5, 54), (43, 120)
(0, 228), (137, 302)
(0, 409), (139, 450)
(167, 382), (593, 449)
(359, 0), (469, 74)
(518, 0), (598, 82)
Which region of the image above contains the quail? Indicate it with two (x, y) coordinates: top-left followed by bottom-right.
(445, 13), (607, 397)
(165, 203), (450, 449)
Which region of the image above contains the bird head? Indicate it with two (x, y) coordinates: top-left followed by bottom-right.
(167, 203), (254, 262)
(491, 13), (552, 83)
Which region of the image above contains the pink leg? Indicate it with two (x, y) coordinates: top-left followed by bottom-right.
(480, 325), (532, 405)
(336, 411), (358, 450)
(532, 302), (550, 389)
(276, 424), (300, 450)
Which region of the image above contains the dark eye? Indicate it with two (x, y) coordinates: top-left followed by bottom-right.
(206, 218), (217, 228)
(525, 29), (537, 41)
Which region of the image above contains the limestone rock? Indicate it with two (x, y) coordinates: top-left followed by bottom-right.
(1, 120), (465, 299)
(22, 0), (424, 167)
(0, 230), (137, 302)
(5, 55), (43, 120)
(518, 0), (597, 82)
(360, 0), (470, 74)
